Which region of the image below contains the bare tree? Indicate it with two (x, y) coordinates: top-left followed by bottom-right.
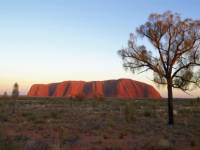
(118, 11), (200, 125)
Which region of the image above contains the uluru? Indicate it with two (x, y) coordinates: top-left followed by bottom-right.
(28, 79), (161, 99)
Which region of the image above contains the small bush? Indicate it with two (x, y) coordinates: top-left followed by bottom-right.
(22, 112), (37, 122)
(197, 97), (200, 105)
(51, 144), (61, 150)
(5, 143), (21, 150)
(14, 135), (29, 143)
(0, 99), (10, 115)
(144, 138), (173, 150)
(102, 141), (122, 150)
(0, 112), (9, 122)
(118, 133), (127, 139)
(50, 111), (59, 119)
(124, 103), (135, 123)
(94, 94), (105, 102)
(25, 140), (51, 150)
(0, 128), (21, 150)
(157, 138), (173, 150)
(57, 128), (79, 147)
(190, 140), (196, 147)
(96, 96), (105, 102)
(144, 110), (152, 117)
(106, 118), (115, 128)
(75, 94), (85, 101)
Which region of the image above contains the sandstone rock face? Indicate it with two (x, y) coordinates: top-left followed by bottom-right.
(28, 79), (161, 99)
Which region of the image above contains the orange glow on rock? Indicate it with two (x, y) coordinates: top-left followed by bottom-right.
(28, 79), (161, 99)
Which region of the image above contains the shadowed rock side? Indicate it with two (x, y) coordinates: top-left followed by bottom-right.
(28, 79), (161, 99)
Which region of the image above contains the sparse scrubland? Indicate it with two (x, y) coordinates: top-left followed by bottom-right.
(0, 97), (200, 150)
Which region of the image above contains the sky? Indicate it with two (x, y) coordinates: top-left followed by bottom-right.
(0, 0), (199, 97)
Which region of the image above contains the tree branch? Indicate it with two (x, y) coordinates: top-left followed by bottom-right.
(172, 62), (200, 78)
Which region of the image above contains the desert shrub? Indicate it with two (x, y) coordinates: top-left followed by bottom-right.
(0, 128), (21, 150)
(196, 97), (200, 105)
(144, 110), (152, 117)
(0, 100), (10, 122)
(4, 143), (21, 150)
(50, 111), (59, 119)
(102, 141), (122, 150)
(143, 138), (174, 150)
(90, 147), (97, 150)
(189, 99), (197, 106)
(0, 112), (9, 122)
(68, 96), (74, 100)
(102, 147), (122, 150)
(22, 112), (37, 122)
(118, 132), (127, 139)
(59, 128), (79, 147)
(178, 109), (192, 115)
(97, 96), (105, 102)
(0, 99), (10, 115)
(0, 128), (4, 148)
(37, 101), (46, 105)
(124, 103), (135, 123)
(51, 144), (61, 150)
(14, 135), (29, 143)
(157, 138), (173, 150)
(190, 140), (196, 147)
(106, 118), (115, 128)
(188, 98), (200, 107)
(94, 95), (105, 102)
(75, 94), (85, 101)
(197, 97), (200, 101)
(24, 140), (51, 150)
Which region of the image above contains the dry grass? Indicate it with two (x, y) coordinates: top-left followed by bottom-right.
(0, 97), (199, 150)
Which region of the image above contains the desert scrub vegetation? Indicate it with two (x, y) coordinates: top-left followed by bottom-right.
(75, 94), (85, 101)
(0, 126), (21, 150)
(124, 102), (136, 123)
(0, 98), (199, 149)
(94, 95), (105, 102)
(60, 128), (80, 147)
(0, 83), (20, 116)
(22, 112), (38, 122)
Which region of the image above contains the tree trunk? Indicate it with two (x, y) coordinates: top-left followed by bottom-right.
(167, 79), (174, 125)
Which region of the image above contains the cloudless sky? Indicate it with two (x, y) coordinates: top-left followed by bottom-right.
(0, 0), (199, 97)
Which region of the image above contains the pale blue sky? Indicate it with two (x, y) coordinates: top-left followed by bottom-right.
(0, 0), (199, 97)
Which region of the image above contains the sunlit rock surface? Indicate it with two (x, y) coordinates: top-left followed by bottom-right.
(28, 79), (161, 99)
